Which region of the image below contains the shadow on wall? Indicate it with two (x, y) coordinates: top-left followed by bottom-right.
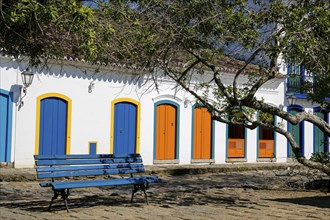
(0, 56), (148, 88)
(43, 62), (148, 87)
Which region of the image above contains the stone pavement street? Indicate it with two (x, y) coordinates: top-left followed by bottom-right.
(1, 168), (329, 220)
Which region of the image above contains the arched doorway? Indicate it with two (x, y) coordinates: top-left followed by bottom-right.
(314, 108), (329, 154)
(154, 101), (179, 160)
(36, 94), (71, 155)
(111, 98), (140, 155)
(288, 106), (304, 157)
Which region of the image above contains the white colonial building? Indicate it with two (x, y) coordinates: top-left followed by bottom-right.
(0, 54), (328, 167)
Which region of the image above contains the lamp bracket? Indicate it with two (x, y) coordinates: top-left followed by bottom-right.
(17, 87), (27, 111)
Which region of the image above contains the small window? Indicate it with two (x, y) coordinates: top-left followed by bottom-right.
(228, 124), (245, 139)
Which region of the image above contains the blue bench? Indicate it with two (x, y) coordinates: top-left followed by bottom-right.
(34, 154), (160, 212)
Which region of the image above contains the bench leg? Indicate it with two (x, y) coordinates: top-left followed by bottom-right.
(143, 185), (148, 205)
(131, 183), (149, 205)
(61, 189), (70, 212)
(47, 190), (60, 212)
(48, 189), (70, 212)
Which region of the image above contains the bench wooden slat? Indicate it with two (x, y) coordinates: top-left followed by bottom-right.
(35, 157), (142, 166)
(49, 176), (161, 189)
(37, 167), (145, 179)
(34, 154), (141, 160)
(36, 163), (143, 173)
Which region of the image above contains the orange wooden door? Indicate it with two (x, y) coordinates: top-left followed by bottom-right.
(228, 139), (245, 158)
(193, 107), (212, 159)
(156, 104), (176, 160)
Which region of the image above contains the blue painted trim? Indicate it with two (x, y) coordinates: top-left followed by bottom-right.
(190, 104), (215, 160)
(301, 65), (305, 81)
(190, 106), (194, 160)
(313, 107), (329, 153)
(287, 62), (292, 75)
(287, 105), (305, 157)
(225, 118), (228, 159)
(153, 100), (180, 160)
(286, 61), (307, 97)
(212, 120), (215, 159)
(274, 116), (277, 157)
(153, 106), (157, 160)
(244, 127), (247, 159)
(287, 105), (304, 111)
(89, 142), (97, 155)
(292, 93), (307, 99)
(257, 123), (260, 158)
(0, 89), (13, 162)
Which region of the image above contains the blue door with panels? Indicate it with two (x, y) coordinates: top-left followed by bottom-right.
(113, 102), (137, 155)
(39, 97), (67, 155)
(0, 89), (13, 162)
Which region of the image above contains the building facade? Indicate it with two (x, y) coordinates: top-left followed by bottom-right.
(0, 54), (328, 167)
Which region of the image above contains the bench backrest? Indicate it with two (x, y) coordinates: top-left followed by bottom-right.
(34, 154), (145, 180)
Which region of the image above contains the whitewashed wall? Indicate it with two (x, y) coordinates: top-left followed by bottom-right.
(2, 55), (321, 168)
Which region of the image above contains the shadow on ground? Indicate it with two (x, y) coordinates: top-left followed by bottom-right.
(0, 189), (242, 213)
(267, 196), (330, 209)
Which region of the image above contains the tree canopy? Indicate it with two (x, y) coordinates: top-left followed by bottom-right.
(1, 0), (329, 174)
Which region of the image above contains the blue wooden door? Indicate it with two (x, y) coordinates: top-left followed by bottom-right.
(0, 90), (13, 162)
(113, 102), (137, 155)
(39, 98), (67, 155)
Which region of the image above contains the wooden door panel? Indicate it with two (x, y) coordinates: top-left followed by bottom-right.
(258, 140), (274, 158)
(228, 139), (244, 158)
(194, 108), (211, 159)
(156, 104), (176, 160)
(114, 102), (137, 155)
(39, 98), (67, 156)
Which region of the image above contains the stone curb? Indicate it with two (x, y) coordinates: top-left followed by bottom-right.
(0, 162), (304, 182)
(144, 162), (301, 176)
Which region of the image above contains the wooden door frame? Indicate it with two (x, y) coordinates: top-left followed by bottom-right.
(257, 115), (276, 158)
(226, 121), (247, 159)
(287, 105), (304, 157)
(110, 98), (140, 154)
(0, 89), (13, 162)
(190, 104), (215, 160)
(35, 93), (72, 155)
(313, 107), (329, 154)
(153, 100), (180, 160)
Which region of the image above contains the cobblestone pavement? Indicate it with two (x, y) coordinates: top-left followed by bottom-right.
(0, 170), (329, 220)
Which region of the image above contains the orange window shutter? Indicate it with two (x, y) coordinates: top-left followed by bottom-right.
(259, 140), (274, 158)
(155, 105), (162, 160)
(166, 105), (176, 160)
(203, 108), (212, 159)
(193, 108), (202, 159)
(156, 105), (168, 160)
(228, 139), (244, 158)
